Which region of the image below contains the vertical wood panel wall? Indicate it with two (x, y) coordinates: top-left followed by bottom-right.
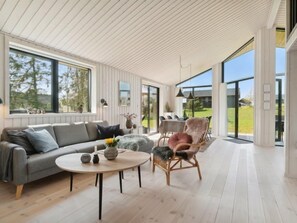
(0, 34), (144, 132)
(99, 63), (141, 128)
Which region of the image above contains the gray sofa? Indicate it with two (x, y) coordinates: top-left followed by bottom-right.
(0, 121), (154, 199)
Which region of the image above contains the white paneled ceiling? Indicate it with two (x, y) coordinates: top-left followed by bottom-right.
(0, 0), (285, 85)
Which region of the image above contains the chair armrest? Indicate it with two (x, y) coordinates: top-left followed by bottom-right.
(157, 136), (170, 146)
(173, 141), (205, 152)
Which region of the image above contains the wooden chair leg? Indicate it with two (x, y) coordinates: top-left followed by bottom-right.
(166, 172), (170, 185)
(197, 163), (202, 180)
(166, 161), (171, 185)
(193, 156), (202, 180)
(152, 155), (155, 172)
(16, 184), (24, 199)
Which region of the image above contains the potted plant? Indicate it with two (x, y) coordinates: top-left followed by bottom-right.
(104, 137), (120, 160)
(164, 102), (174, 118)
(121, 113), (137, 129)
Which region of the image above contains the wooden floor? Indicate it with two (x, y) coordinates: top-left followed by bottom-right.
(1, 138), (297, 223)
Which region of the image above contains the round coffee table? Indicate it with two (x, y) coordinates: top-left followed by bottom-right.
(55, 151), (150, 220)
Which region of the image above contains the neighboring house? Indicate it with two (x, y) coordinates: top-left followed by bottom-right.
(183, 88), (238, 108)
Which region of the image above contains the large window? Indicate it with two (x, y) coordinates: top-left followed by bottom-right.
(223, 39), (255, 141)
(275, 29), (286, 146)
(223, 40), (254, 83)
(9, 48), (91, 114)
(289, 0), (297, 35)
(177, 69), (212, 119)
(58, 63), (90, 113)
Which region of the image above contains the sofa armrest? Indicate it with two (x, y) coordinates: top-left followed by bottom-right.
(0, 141), (28, 185)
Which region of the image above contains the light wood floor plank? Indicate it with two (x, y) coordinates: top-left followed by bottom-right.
(232, 148), (249, 223)
(215, 146), (240, 223)
(246, 146), (266, 223)
(1, 138), (297, 223)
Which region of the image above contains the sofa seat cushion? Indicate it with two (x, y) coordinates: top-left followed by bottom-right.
(54, 123), (90, 147)
(27, 147), (77, 174)
(61, 140), (106, 153)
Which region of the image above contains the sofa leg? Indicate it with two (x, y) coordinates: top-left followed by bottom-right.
(16, 184), (24, 199)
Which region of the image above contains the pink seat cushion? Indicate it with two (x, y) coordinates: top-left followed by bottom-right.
(168, 132), (192, 150)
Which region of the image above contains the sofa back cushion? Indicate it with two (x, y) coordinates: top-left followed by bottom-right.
(97, 124), (123, 139)
(1, 127), (27, 141)
(6, 129), (36, 155)
(86, 121), (109, 141)
(54, 123), (89, 147)
(28, 124), (57, 142)
(25, 129), (59, 153)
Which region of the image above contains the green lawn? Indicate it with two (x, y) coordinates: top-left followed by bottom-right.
(142, 104), (285, 135)
(189, 106), (254, 134)
(228, 106), (254, 134)
(141, 106), (255, 134)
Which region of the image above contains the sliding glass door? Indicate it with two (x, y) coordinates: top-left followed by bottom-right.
(227, 77), (254, 141)
(275, 29), (285, 146)
(227, 83), (236, 138)
(275, 78), (284, 145)
(141, 85), (159, 134)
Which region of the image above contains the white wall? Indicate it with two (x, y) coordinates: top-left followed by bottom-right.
(285, 49), (297, 178)
(211, 63), (223, 137)
(0, 33), (147, 132)
(0, 33), (5, 133)
(99, 63), (141, 128)
(254, 27), (276, 147)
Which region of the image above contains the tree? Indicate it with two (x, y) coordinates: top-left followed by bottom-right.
(185, 98), (204, 112)
(9, 50), (52, 111)
(58, 65), (89, 112)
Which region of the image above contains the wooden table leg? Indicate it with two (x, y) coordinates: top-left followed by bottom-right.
(119, 171), (123, 193)
(99, 173), (103, 220)
(70, 172), (73, 192)
(138, 166), (142, 188)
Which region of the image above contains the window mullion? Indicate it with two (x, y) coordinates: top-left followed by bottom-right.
(52, 60), (59, 113)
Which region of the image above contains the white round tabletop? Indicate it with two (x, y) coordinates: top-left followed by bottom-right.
(55, 151), (150, 174)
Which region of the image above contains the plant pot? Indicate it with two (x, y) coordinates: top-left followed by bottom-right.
(104, 147), (118, 160)
(126, 119), (133, 129)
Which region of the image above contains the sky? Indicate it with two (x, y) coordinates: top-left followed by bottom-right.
(177, 47), (286, 99)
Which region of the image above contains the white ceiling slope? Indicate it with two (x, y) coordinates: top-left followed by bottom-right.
(0, 0), (285, 85)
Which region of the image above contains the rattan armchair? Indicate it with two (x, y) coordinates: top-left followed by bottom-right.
(152, 117), (209, 185)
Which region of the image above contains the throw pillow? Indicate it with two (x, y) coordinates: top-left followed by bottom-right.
(168, 132), (192, 150)
(6, 129), (36, 155)
(97, 124), (122, 139)
(25, 129), (59, 153)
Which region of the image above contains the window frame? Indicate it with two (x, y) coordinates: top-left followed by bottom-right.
(9, 47), (92, 114)
(176, 68), (212, 87)
(222, 38), (254, 83)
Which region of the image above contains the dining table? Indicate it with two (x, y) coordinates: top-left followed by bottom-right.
(159, 119), (185, 135)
